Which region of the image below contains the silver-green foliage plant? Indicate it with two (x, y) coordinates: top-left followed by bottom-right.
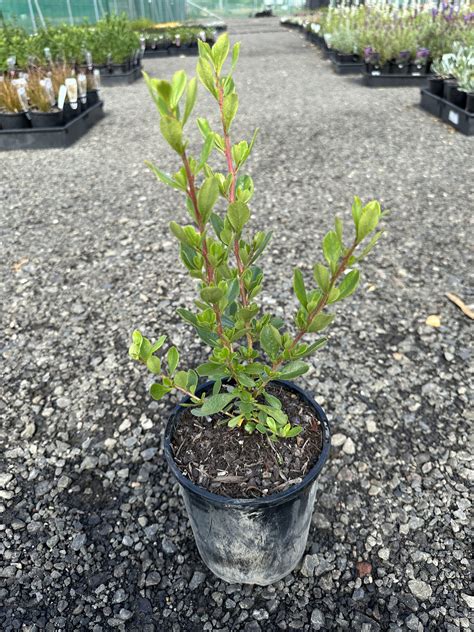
(129, 33), (384, 440)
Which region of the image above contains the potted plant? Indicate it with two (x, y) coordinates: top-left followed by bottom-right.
(430, 53), (454, 97)
(391, 49), (411, 75)
(129, 34), (384, 585)
(26, 70), (63, 128)
(410, 47), (430, 75)
(0, 76), (30, 129)
(457, 73), (474, 113)
(363, 46), (390, 75)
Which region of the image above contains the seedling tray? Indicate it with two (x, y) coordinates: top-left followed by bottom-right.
(331, 58), (364, 75)
(100, 65), (142, 86)
(420, 89), (474, 135)
(0, 101), (105, 150)
(362, 72), (430, 87)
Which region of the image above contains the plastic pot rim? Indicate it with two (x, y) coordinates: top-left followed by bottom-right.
(163, 379), (331, 510)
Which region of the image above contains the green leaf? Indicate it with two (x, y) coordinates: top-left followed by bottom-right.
(132, 330), (142, 346)
(293, 269), (307, 308)
(313, 263), (330, 293)
(222, 93), (238, 132)
(227, 201), (250, 233)
(278, 361), (309, 379)
(200, 286), (224, 304)
(191, 392), (237, 416)
(197, 133), (214, 170)
(146, 356), (162, 374)
(307, 313), (335, 333)
(160, 116), (184, 154)
(352, 196), (363, 228)
(170, 70), (187, 108)
(174, 370), (188, 389)
(145, 161), (185, 191)
(337, 269), (360, 300)
(212, 32), (230, 74)
(196, 58), (217, 98)
(197, 176), (219, 220)
(322, 231), (341, 274)
(128, 343), (140, 360)
(228, 415), (243, 428)
(264, 392), (282, 409)
(286, 426), (303, 438)
(167, 346), (179, 374)
(151, 335), (167, 352)
(260, 324), (282, 359)
(357, 230), (383, 261)
(230, 42), (240, 73)
(357, 200), (381, 243)
(301, 337), (327, 356)
(150, 383), (171, 401)
(182, 76), (197, 125)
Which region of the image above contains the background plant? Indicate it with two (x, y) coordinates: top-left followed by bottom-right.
(129, 33), (384, 441)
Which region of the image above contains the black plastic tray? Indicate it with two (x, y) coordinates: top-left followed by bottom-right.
(0, 101), (105, 150)
(100, 65), (142, 86)
(331, 58), (364, 75)
(362, 72), (430, 87)
(143, 46), (200, 58)
(420, 89), (474, 135)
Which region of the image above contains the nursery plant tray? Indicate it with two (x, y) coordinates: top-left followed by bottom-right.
(420, 89), (474, 136)
(144, 46), (199, 58)
(0, 101), (105, 150)
(100, 65), (142, 86)
(331, 58), (364, 75)
(362, 72), (430, 87)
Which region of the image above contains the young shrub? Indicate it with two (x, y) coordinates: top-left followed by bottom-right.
(129, 33), (384, 440)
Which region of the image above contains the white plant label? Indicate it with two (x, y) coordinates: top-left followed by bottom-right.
(372, 71), (381, 76)
(448, 110), (459, 125)
(65, 78), (78, 109)
(58, 85), (67, 110)
(77, 73), (87, 103)
(93, 69), (101, 92)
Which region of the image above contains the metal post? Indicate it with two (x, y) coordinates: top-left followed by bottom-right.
(93, 0), (100, 21)
(27, 0), (37, 32)
(66, 0), (74, 24)
(33, 0), (46, 28)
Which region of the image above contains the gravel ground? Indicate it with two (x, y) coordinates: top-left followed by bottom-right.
(1, 17), (473, 632)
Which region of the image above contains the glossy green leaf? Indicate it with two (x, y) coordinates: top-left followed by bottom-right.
(182, 76), (197, 125)
(150, 383), (171, 400)
(337, 269), (360, 300)
(293, 269), (307, 308)
(260, 324), (281, 359)
(278, 361), (309, 379)
(307, 312), (335, 333)
(223, 92), (238, 131)
(170, 70), (186, 108)
(191, 392), (237, 416)
(160, 116), (184, 154)
(212, 33), (230, 74)
(313, 262), (330, 293)
(227, 201), (250, 233)
(146, 356), (162, 374)
(167, 346), (179, 373)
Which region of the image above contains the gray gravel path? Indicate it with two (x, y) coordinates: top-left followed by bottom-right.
(1, 17), (473, 632)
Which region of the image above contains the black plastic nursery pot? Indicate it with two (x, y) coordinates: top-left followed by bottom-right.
(0, 111), (30, 130)
(164, 380), (331, 586)
(447, 85), (467, 109)
(391, 61), (409, 74)
(331, 57), (364, 75)
(427, 77), (444, 97)
(29, 110), (64, 129)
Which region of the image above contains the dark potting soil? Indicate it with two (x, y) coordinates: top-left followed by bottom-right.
(170, 383), (323, 499)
